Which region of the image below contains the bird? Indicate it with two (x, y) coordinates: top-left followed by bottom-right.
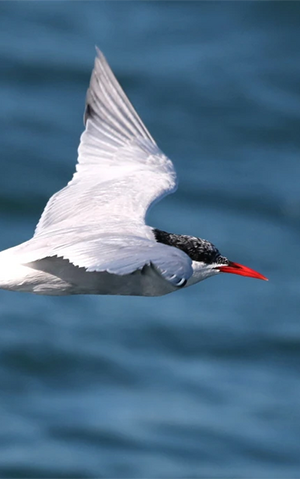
(0, 48), (267, 296)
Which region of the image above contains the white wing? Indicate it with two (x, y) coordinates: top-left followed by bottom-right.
(34, 48), (177, 236)
(21, 49), (189, 286)
(19, 231), (193, 287)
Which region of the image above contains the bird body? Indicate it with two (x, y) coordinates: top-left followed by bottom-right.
(0, 49), (266, 296)
(0, 228), (219, 296)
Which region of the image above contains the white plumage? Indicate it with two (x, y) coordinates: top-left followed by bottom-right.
(0, 49), (267, 294)
(0, 49), (197, 295)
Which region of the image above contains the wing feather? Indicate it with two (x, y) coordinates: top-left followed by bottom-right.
(19, 231), (192, 287)
(29, 49), (182, 283)
(34, 49), (177, 236)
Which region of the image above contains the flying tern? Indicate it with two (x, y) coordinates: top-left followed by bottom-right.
(0, 49), (267, 296)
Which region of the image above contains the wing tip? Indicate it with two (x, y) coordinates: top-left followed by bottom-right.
(95, 45), (106, 62)
(83, 47), (110, 126)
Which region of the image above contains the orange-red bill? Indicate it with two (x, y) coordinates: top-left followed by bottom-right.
(218, 261), (268, 281)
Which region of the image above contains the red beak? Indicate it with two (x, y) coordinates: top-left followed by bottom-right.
(219, 261), (268, 281)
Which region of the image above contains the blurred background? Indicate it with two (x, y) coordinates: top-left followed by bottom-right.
(0, 1), (299, 478)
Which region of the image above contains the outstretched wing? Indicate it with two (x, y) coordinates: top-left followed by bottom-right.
(34, 48), (177, 236)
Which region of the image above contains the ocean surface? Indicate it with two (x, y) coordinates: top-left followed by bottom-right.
(0, 2), (299, 478)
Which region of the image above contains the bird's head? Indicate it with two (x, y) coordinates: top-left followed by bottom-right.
(188, 239), (268, 282)
(153, 229), (268, 283)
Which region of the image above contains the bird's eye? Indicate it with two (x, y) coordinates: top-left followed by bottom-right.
(214, 255), (229, 265)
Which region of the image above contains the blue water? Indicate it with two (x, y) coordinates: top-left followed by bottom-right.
(0, 2), (299, 477)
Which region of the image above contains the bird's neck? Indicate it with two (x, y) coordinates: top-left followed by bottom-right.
(153, 228), (221, 286)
